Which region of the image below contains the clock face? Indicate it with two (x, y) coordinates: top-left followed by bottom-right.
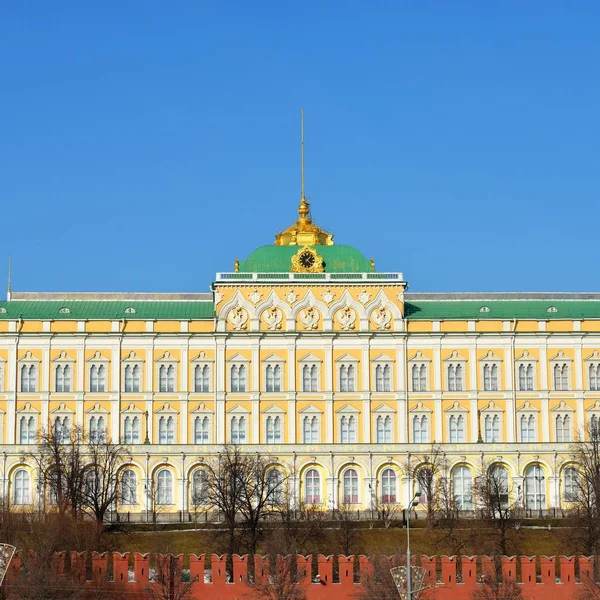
(299, 251), (315, 269)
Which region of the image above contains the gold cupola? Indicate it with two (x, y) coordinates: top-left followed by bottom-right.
(274, 109), (334, 247)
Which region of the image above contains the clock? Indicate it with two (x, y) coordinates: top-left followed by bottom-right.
(291, 246), (324, 273)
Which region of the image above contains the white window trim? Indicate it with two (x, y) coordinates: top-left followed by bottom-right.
(262, 404), (285, 444)
(480, 401), (503, 443)
(86, 351), (110, 393)
(550, 350), (572, 391)
(443, 351), (467, 392)
(190, 403), (214, 444)
(587, 400), (600, 435)
(191, 352), (214, 393)
(299, 404), (323, 444)
(515, 351), (538, 391)
(445, 401), (468, 443)
(373, 404), (395, 443)
(298, 353), (322, 393)
(336, 354), (359, 393)
(18, 351), (40, 393)
(156, 351), (178, 393)
(262, 354), (285, 394)
(517, 401), (539, 443)
(551, 401), (575, 442)
(479, 351), (502, 392)
(372, 354), (394, 393)
(120, 403), (144, 444)
(409, 402), (432, 444)
(51, 402), (74, 442)
(228, 354), (250, 393)
(121, 352), (144, 393)
(52, 351), (75, 393)
(336, 404), (360, 443)
(227, 404), (250, 444)
(341, 467), (361, 505)
(155, 403), (178, 444)
(408, 351), (430, 392)
(585, 351), (600, 391)
(16, 403), (39, 445)
(86, 403), (109, 443)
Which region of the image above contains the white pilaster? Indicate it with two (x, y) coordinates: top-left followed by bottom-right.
(541, 398), (549, 442)
(288, 400), (296, 443)
(252, 399), (259, 443)
(180, 400), (188, 444)
(363, 400), (370, 443)
(326, 399), (333, 443)
(540, 346), (548, 391)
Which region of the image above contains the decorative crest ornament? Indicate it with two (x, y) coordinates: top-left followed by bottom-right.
(227, 304), (248, 331)
(264, 304), (283, 331)
(285, 289), (299, 305)
(336, 303), (357, 331)
(372, 302), (392, 330)
(358, 289), (371, 305)
(300, 305), (320, 330)
(249, 289), (262, 305)
(321, 288), (335, 304)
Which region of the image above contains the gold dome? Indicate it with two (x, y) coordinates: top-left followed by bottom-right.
(274, 196), (334, 246)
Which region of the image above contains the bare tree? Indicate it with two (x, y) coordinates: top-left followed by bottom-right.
(148, 553), (192, 600)
(472, 574), (522, 600)
(254, 555), (306, 600)
(409, 445), (446, 527)
(332, 502), (362, 556)
(473, 463), (520, 556)
(577, 573), (600, 600)
(356, 553), (407, 600)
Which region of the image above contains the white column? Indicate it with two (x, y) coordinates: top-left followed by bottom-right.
(146, 400), (153, 443)
(325, 341), (333, 392)
(326, 400), (334, 443)
(435, 402), (443, 444)
(77, 346), (85, 392)
(577, 397), (585, 440)
(288, 345), (296, 392)
(146, 347), (154, 392)
(252, 344), (259, 393)
(7, 343), (17, 443)
(469, 347), (477, 390)
(540, 347), (548, 391)
(288, 400), (296, 443)
(76, 401), (84, 431)
(217, 400), (225, 444)
(470, 398), (478, 442)
(363, 400), (371, 443)
(42, 346), (50, 392)
(112, 346), (120, 393)
(111, 399), (120, 442)
(181, 347), (188, 393)
(361, 344), (370, 392)
(541, 398), (550, 442)
(574, 344), (583, 390)
(180, 400), (188, 444)
(433, 346), (442, 390)
(252, 400), (259, 443)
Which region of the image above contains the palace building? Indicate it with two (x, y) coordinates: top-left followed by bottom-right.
(1, 188), (599, 519)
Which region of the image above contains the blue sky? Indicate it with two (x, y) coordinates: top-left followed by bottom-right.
(1, 2), (599, 294)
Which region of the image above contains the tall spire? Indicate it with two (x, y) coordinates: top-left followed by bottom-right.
(7, 255), (11, 300)
(274, 109), (334, 246)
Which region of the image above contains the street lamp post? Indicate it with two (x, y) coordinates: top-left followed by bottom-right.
(406, 491), (422, 600)
(535, 467), (545, 520)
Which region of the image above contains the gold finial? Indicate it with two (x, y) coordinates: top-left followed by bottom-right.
(274, 109), (334, 246)
(7, 255), (11, 294)
(234, 258), (239, 272)
(370, 258), (376, 271)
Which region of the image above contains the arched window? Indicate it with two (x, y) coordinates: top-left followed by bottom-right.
(13, 469), (30, 505)
(231, 365), (247, 392)
(19, 416), (36, 444)
(484, 415), (500, 443)
(231, 416), (246, 444)
(563, 467), (579, 502)
(303, 416), (319, 444)
(375, 365), (391, 392)
(194, 365), (210, 392)
(449, 415), (465, 443)
(156, 469), (173, 505)
(489, 465), (509, 507)
(448, 364), (463, 391)
(413, 415), (428, 444)
(194, 416), (210, 444)
(159, 365), (175, 393)
(412, 364), (427, 392)
(302, 364), (319, 392)
(56, 365), (72, 392)
(342, 469), (359, 504)
(340, 415), (357, 443)
(555, 414), (571, 443)
(340, 365), (355, 392)
(191, 469), (208, 506)
(21, 364), (37, 392)
(267, 469), (283, 505)
(376, 415), (392, 443)
(524, 465), (546, 511)
(266, 416), (281, 444)
(519, 364), (534, 391)
(452, 466), (473, 510)
(123, 415), (140, 444)
(54, 416), (71, 444)
(554, 364), (569, 391)
(89, 415), (106, 443)
(90, 365), (106, 393)
(520, 414), (536, 442)
(592, 414), (599, 437)
(483, 364), (498, 391)
(121, 469), (137, 505)
(305, 469), (320, 504)
(381, 468), (397, 503)
(124, 364), (141, 393)
(158, 416), (175, 444)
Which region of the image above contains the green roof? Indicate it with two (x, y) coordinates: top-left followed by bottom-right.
(405, 300), (600, 320)
(239, 245), (372, 273)
(0, 301), (215, 320)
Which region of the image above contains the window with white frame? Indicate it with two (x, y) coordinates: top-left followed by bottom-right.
(591, 413), (600, 437)
(446, 359), (465, 392)
(376, 414), (392, 443)
(158, 365), (176, 392)
(552, 352), (571, 391)
(524, 464), (545, 510)
(122, 407), (142, 444)
(265, 415), (282, 443)
(381, 468), (397, 503)
(489, 464), (509, 507)
(304, 468), (320, 504)
(302, 364), (319, 392)
(339, 410), (358, 443)
(20, 362), (38, 393)
(484, 414), (501, 443)
(339, 364), (356, 392)
(230, 363), (248, 392)
(563, 466), (579, 502)
(555, 412), (572, 443)
(191, 469), (209, 506)
(482, 363), (499, 391)
(518, 363), (535, 391)
(267, 469), (284, 505)
(412, 414), (429, 444)
(13, 469), (30, 505)
(90, 364), (107, 392)
(53, 414), (71, 444)
(194, 364), (211, 392)
(156, 469), (173, 504)
(158, 415), (175, 444)
(452, 466), (473, 510)
(121, 469), (137, 505)
(18, 408), (38, 444)
(342, 469), (359, 504)
(302, 413), (320, 444)
(265, 363), (283, 393)
(193, 415), (211, 444)
(374, 360), (392, 392)
(88, 413), (107, 443)
(519, 412), (537, 443)
(448, 414), (466, 443)
(589, 364), (600, 391)
(123, 363), (142, 393)
(230, 414), (247, 444)
(411, 364), (428, 392)
(53, 353), (74, 392)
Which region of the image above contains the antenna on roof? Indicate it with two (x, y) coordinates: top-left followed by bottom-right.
(6, 255), (11, 301)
